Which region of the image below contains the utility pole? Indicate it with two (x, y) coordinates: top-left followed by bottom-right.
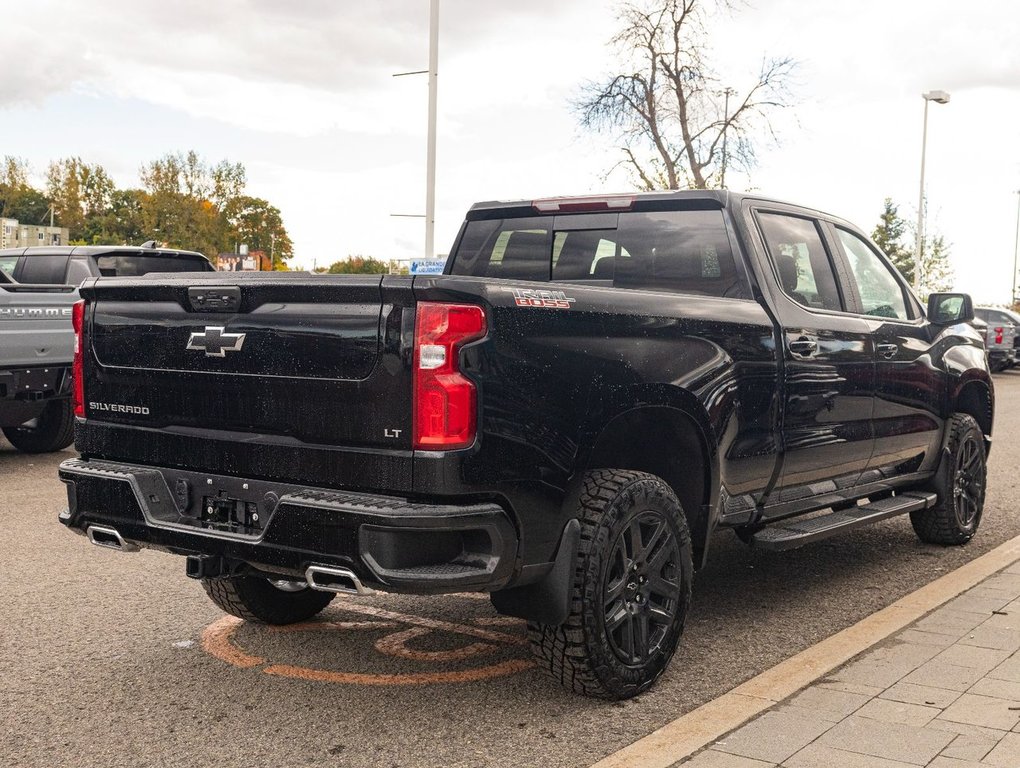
(392, 0), (440, 262)
(425, 0), (439, 260)
(720, 87), (736, 190)
(1012, 190), (1020, 306)
(914, 90), (950, 292)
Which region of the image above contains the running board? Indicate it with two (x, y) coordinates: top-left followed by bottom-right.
(751, 492), (938, 552)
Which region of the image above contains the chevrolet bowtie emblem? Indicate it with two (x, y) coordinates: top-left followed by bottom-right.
(186, 326), (246, 357)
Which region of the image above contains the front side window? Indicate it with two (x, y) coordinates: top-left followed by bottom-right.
(0, 256), (17, 278)
(836, 228), (909, 320)
(757, 213), (843, 311)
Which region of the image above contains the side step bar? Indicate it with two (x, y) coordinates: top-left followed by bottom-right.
(751, 492), (938, 552)
(86, 525), (140, 553)
(305, 565), (374, 595)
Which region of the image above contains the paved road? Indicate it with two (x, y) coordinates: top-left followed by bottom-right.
(4, 373), (1020, 768)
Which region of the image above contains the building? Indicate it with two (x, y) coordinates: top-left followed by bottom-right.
(0, 217), (69, 249)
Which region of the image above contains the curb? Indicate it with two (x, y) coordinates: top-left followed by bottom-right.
(590, 532), (1020, 768)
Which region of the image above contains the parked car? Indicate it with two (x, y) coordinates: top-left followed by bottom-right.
(0, 244), (214, 453)
(975, 306), (1020, 371)
(58, 191), (992, 699)
(0, 243), (214, 285)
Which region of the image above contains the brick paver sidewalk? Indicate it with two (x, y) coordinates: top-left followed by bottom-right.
(678, 561), (1020, 768)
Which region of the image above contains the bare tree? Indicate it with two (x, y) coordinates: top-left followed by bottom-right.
(579, 0), (795, 190)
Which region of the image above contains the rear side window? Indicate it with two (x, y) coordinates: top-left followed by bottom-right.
(18, 255), (69, 284)
(94, 254), (213, 276)
(757, 213), (843, 311)
(450, 209), (746, 298)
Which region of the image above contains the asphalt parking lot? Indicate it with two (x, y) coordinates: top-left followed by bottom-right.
(4, 373), (1020, 768)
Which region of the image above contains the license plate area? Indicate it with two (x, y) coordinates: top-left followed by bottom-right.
(199, 492), (263, 534)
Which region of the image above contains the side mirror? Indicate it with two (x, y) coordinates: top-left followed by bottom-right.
(927, 293), (974, 325)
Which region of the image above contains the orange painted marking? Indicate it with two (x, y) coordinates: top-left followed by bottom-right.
(262, 659), (535, 686)
(268, 620), (397, 633)
(331, 598), (527, 645)
(201, 616), (265, 668)
(374, 626), (495, 662)
(201, 603), (535, 685)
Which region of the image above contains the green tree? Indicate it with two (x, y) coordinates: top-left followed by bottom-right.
(88, 189), (149, 245)
(326, 256), (391, 274)
(919, 234), (954, 295)
(139, 151), (244, 258)
(871, 198), (913, 281)
(46, 157), (115, 239)
(223, 196), (294, 268)
(577, 0), (795, 189)
(0, 156), (51, 223)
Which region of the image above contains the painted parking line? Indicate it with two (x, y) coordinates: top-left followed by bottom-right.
(201, 597), (535, 686)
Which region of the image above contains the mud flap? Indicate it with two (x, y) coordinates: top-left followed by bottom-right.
(489, 519), (580, 626)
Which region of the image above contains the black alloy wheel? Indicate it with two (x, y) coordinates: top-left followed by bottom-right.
(912, 412), (986, 545)
(526, 469), (693, 699)
(952, 433), (983, 529)
(603, 511), (683, 665)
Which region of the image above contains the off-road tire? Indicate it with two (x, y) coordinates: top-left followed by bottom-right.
(527, 469), (693, 699)
(202, 575), (335, 624)
(2, 399), (74, 454)
(911, 413), (986, 545)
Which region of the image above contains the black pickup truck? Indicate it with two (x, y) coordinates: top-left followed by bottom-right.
(58, 191), (992, 699)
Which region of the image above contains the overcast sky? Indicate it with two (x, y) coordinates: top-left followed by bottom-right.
(3, 0), (1019, 302)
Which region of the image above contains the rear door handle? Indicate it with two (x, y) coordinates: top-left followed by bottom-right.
(876, 343), (899, 359)
(788, 339), (818, 356)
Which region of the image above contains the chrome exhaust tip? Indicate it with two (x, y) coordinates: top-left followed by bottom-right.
(305, 565), (373, 595)
(86, 525), (139, 553)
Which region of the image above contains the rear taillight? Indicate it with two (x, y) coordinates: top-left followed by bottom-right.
(413, 302), (487, 450)
(996, 327), (1004, 345)
(72, 300), (85, 418)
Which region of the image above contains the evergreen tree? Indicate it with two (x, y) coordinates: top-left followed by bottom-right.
(871, 198), (913, 282)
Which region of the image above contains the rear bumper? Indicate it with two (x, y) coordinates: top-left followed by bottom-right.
(58, 458), (518, 593)
(0, 366), (71, 424)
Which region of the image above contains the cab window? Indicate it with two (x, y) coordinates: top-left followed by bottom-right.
(757, 213), (843, 311)
(836, 228), (909, 320)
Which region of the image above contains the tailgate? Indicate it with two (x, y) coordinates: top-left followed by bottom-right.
(79, 273), (415, 490)
(0, 283), (77, 368)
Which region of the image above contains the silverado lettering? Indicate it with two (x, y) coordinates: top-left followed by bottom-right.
(88, 402), (150, 415)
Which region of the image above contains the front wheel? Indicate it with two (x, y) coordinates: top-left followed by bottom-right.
(911, 413), (986, 545)
(527, 469), (693, 699)
(202, 575), (335, 624)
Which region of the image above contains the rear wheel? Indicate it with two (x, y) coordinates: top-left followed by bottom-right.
(527, 469), (693, 699)
(911, 413), (986, 545)
(202, 575), (335, 624)
(2, 399), (74, 454)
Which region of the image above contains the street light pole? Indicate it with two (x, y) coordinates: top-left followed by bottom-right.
(1012, 190), (1020, 306)
(425, 0), (439, 260)
(914, 90), (950, 292)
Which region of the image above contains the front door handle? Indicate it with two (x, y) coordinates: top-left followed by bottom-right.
(789, 339), (818, 356)
(876, 343), (899, 359)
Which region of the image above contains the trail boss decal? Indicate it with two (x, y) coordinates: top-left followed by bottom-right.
(511, 288), (576, 309)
